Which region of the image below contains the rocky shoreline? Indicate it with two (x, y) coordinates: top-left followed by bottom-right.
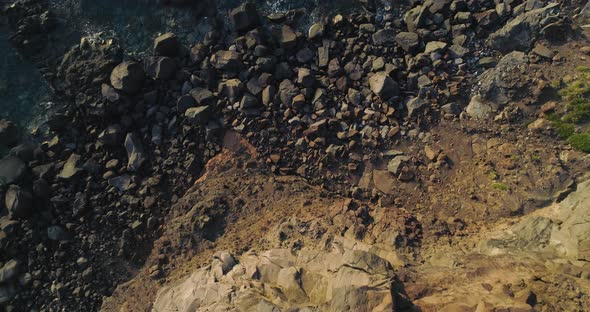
(0, 0), (588, 310)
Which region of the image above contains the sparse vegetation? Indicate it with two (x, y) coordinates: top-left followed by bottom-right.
(491, 182), (509, 191)
(567, 133), (590, 153)
(548, 67), (590, 153)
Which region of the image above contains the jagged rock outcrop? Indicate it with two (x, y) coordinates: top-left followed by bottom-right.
(488, 3), (561, 53)
(152, 237), (406, 312)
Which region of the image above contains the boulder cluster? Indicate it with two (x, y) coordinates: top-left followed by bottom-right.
(0, 0), (573, 310)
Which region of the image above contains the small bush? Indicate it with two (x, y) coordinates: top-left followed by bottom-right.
(567, 133), (590, 153)
(562, 98), (590, 124)
(491, 182), (509, 191)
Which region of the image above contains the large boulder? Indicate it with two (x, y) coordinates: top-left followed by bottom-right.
(488, 3), (560, 53)
(369, 72), (399, 100)
(0, 156), (27, 186)
(110, 62), (145, 94)
(468, 51), (529, 119)
(5, 185), (32, 219)
(0, 120), (19, 148)
(153, 32), (179, 57)
(230, 3), (261, 32)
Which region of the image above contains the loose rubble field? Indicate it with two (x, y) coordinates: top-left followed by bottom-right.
(1, 0), (590, 311)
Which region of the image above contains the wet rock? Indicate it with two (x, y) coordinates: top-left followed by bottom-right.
(110, 62), (145, 94)
(185, 106), (211, 125)
(211, 51), (242, 72)
(308, 22), (324, 39)
(230, 2), (261, 32)
(369, 72), (399, 100)
(58, 154), (82, 180)
(0, 120), (19, 148)
(154, 32), (179, 57)
(395, 32), (420, 53)
(124, 134), (146, 172)
(5, 185), (32, 219)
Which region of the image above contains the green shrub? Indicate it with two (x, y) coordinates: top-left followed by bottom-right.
(562, 98), (590, 124)
(567, 133), (590, 153)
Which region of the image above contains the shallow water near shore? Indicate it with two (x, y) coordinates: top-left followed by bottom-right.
(0, 26), (55, 130)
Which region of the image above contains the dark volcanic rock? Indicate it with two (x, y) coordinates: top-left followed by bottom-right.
(110, 62), (145, 94)
(5, 185), (32, 219)
(99, 125), (124, 146)
(372, 29), (395, 46)
(150, 57), (177, 80)
(0, 156), (27, 186)
(280, 25), (298, 49)
(185, 106), (212, 125)
(369, 72), (399, 100)
(488, 3), (560, 53)
(0, 120), (19, 148)
(211, 51), (242, 72)
(154, 32), (180, 57)
(230, 3), (261, 32)
(395, 32), (420, 54)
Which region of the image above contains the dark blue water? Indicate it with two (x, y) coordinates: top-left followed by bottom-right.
(0, 27), (55, 130)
